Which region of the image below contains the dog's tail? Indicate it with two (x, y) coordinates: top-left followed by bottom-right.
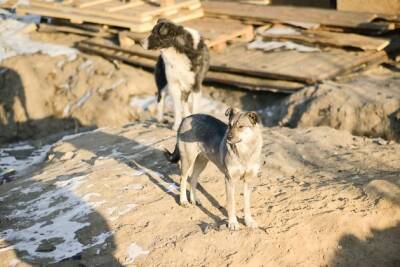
(163, 143), (180, 163)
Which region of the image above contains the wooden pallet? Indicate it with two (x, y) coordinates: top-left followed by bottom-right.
(77, 39), (305, 93)
(16, 0), (203, 32)
(210, 43), (390, 84)
(182, 17), (254, 52)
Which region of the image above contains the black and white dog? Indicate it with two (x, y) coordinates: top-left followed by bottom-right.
(141, 19), (209, 130)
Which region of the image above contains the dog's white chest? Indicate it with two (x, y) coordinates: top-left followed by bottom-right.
(161, 47), (195, 91)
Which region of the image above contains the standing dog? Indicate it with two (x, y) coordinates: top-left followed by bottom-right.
(141, 19), (210, 130)
(165, 108), (263, 230)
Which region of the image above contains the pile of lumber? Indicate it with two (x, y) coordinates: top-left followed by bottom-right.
(203, 1), (400, 33)
(3, 0), (399, 93)
(16, 0), (203, 32)
(77, 37), (305, 93)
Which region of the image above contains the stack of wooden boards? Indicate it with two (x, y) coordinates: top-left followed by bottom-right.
(16, 0), (203, 32)
(203, 1), (400, 33)
(4, 0), (399, 93)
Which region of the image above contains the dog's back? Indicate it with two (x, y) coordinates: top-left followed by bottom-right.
(165, 114), (226, 164)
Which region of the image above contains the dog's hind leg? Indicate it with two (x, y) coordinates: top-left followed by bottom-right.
(179, 154), (197, 207)
(244, 181), (258, 228)
(225, 177), (240, 230)
(189, 155), (208, 205)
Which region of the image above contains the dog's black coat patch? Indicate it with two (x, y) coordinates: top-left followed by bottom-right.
(154, 56), (167, 103)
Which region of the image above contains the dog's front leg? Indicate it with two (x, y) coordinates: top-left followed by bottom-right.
(191, 90), (201, 114)
(225, 177), (239, 230)
(169, 85), (183, 131)
(157, 88), (167, 123)
(244, 181), (258, 228)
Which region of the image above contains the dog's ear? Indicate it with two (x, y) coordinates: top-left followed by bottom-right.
(176, 35), (186, 46)
(247, 112), (259, 125)
(157, 18), (170, 24)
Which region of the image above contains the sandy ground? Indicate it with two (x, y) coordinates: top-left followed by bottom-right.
(0, 123), (399, 266)
(1, 22), (400, 267)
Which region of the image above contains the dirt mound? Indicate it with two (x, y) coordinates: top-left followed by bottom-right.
(261, 65), (400, 141)
(0, 124), (399, 266)
(0, 53), (155, 144)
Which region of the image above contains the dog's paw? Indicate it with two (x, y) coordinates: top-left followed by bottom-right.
(228, 220), (240, 231)
(245, 218), (258, 229)
(190, 198), (202, 206)
(180, 200), (190, 208)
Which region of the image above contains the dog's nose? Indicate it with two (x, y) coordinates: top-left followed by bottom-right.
(140, 38), (149, 49)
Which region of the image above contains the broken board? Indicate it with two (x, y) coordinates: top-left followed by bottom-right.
(261, 28), (390, 51)
(203, 1), (397, 32)
(16, 0), (203, 32)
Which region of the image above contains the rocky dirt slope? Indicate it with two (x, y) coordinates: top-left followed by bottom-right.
(0, 53), (156, 144)
(0, 123), (399, 266)
(262, 65), (400, 142)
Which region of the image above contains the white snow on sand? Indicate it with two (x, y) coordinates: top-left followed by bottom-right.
(0, 143), (52, 174)
(125, 243), (149, 264)
(0, 18), (78, 62)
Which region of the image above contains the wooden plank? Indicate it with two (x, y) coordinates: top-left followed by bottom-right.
(77, 0), (113, 8)
(209, 44), (388, 84)
(205, 71), (304, 92)
(203, 1), (393, 31)
(160, 0), (176, 6)
(106, 1), (144, 12)
(337, 0), (400, 15)
(25, 0), (202, 23)
(16, 4), (203, 32)
(261, 29), (390, 51)
(16, 5), (153, 31)
(38, 23), (113, 37)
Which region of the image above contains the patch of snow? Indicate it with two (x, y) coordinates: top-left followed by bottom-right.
(262, 27), (300, 35)
(248, 40), (319, 52)
(123, 183), (144, 191)
(130, 95), (158, 111)
(0, 19), (78, 62)
(109, 204), (137, 221)
(0, 143), (52, 174)
(0, 174), (110, 263)
(125, 243), (149, 264)
(60, 130), (95, 141)
(20, 185), (43, 195)
(133, 170), (144, 176)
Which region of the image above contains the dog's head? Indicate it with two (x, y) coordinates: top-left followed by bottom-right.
(225, 107), (260, 144)
(140, 19), (201, 50)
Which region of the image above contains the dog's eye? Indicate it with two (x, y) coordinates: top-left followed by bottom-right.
(238, 125), (244, 129)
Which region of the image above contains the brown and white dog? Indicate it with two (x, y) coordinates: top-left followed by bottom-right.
(141, 19), (209, 130)
(165, 108), (263, 230)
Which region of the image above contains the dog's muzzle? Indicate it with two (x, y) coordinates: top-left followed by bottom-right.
(140, 37), (149, 50)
